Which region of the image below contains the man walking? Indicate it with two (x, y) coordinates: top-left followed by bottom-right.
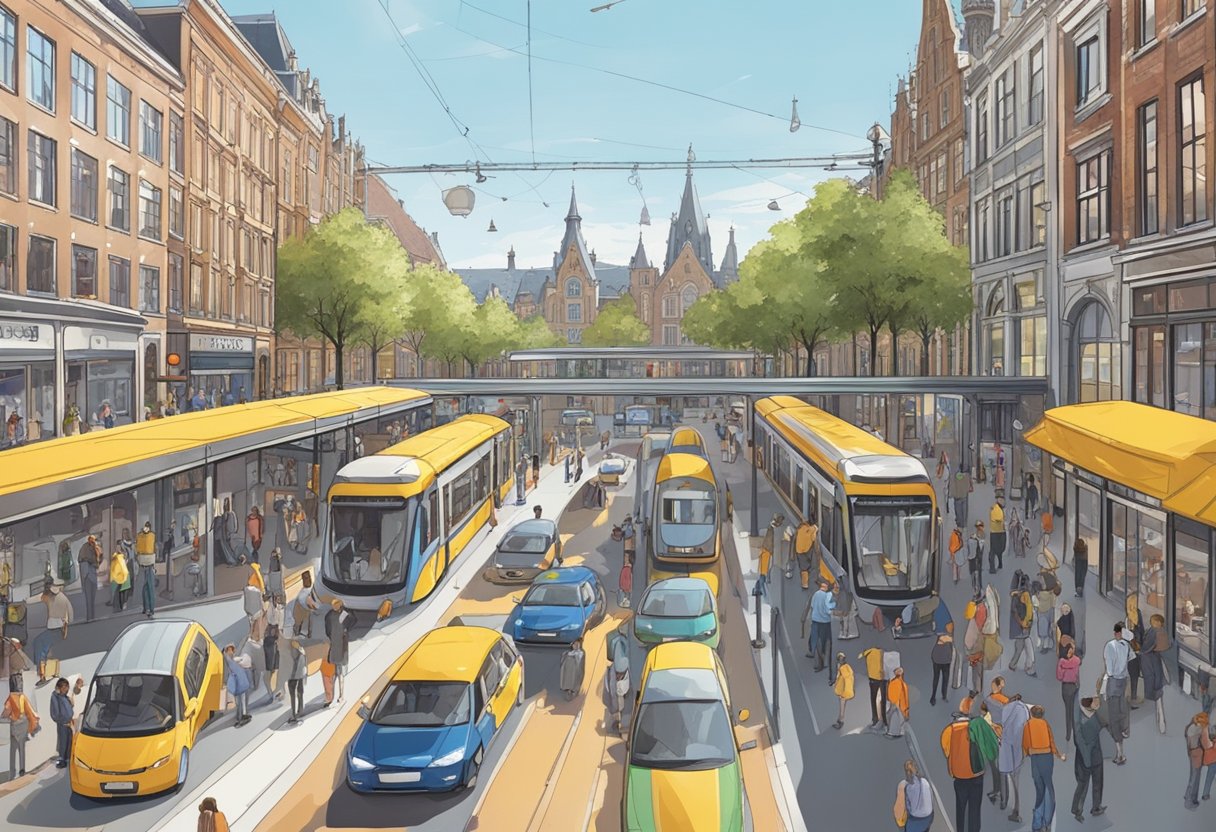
(1022, 704), (1065, 832)
(1071, 697), (1106, 822)
(757, 515), (782, 600)
(989, 495), (1006, 573)
(860, 646), (888, 730)
(1008, 575), (1036, 676)
(793, 514), (819, 590)
(886, 667), (910, 738)
(1102, 623), (1134, 764)
(942, 711), (986, 832)
(950, 467), (973, 527)
(929, 634), (953, 706)
(76, 535), (102, 622)
(50, 677), (74, 768)
(967, 522), (986, 595)
(135, 521), (158, 617)
(804, 578), (835, 679)
(998, 693), (1031, 821)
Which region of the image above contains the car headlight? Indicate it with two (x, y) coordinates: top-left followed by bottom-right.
(703, 625), (718, 638)
(75, 757), (93, 771)
(149, 755), (173, 769)
(563, 621), (583, 630)
(429, 747), (465, 768)
(515, 619), (524, 627)
(349, 755), (376, 771)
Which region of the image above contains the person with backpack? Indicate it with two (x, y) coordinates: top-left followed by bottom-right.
(930, 634), (953, 707)
(941, 710), (996, 832)
(1009, 574), (1036, 676)
(1023, 703), (1065, 831)
(3, 673), (40, 778)
(948, 524), (964, 584)
(967, 522), (985, 595)
(793, 513), (819, 590)
(1201, 710), (1216, 800)
(1033, 578), (1056, 654)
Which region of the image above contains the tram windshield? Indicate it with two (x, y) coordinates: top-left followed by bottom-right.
(326, 499), (411, 587)
(658, 488), (717, 551)
(850, 498), (933, 593)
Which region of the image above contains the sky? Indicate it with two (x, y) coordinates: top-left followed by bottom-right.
(195, 0), (928, 269)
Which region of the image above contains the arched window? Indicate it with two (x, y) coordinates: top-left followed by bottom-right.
(565, 278), (581, 297)
(1076, 301), (1120, 403)
(983, 288), (1005, 376)
(641, 293), (651, 323)
(681, 285), (698, 315)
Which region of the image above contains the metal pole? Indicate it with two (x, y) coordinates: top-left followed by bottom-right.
(751, 584), (766, 649)
(749, 395), (759, 538)
(771, 606), (781, 741)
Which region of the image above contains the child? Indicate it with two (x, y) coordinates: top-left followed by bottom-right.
(618, 555), (634, 608)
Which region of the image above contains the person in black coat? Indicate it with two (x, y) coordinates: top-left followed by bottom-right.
(1072, 538), (1088, 598)
(324, 600), (357, 704)
(1070, 697), (1106, 822)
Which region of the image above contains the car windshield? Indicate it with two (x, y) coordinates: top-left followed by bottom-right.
(82, 674), (177, 738)
(326, 501), (411, 587)
(630, 700), (734, 770)
(523, 584), (582, 606)
(641, 588), (713, 618)
(371, 681), (471, 727)
(851, 498), (934, 593)
(499, 532), (549, 554)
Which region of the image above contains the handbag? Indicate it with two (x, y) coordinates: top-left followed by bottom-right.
(950, 649), (963, 689)
(893, 782), (908, 828)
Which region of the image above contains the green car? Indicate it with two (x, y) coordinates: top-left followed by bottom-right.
(632, 577), (720, 649)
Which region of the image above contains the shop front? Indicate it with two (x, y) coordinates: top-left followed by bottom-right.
(0, 320), (55, 447)
(188, 333), (255, 408)
(65, 325), (139, 430)
(1026, 401), (1216, 691)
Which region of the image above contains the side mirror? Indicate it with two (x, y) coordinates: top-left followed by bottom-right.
(183, 701), (198, 719)
(357, 695), (371, 720)
(737, 708), (750, 723)
(512, 595), (523, 605)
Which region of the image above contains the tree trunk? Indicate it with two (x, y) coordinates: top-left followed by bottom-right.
(889, 322), (900, 377)
(868, 325), (880, 377)
(465, 357), (478, 378)
(920, 330), (932, 376)
(802, 340), (817, 377)
(334, 340), (345, 390)
(369, 343), (379, 382)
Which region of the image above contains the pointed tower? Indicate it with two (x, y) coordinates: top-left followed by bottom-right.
(664, 146), (715, 274)
(554, 185), (597, 280)
(718, 227), (739, 285)
(629, 233), (659, 341)
(962, 0), (995, 59)
(551, 185), (599, 342)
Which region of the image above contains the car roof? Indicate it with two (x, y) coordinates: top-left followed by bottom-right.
(96, 619), (195, 677)
(646, 640), (718, 672)
(640, 668), (725, 705)
(504, 518), (556, 536)
(646, 577), (714, 595)
(394, 626), (501, 684)
(531, 566), (596, 585)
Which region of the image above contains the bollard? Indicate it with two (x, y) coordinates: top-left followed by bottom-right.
(751, 581), (766, 649)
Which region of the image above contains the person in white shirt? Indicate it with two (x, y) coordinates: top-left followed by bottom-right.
(895, 758), (934, 832)
(1102, 622), (1134, 764)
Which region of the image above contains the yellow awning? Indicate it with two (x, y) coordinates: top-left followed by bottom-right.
(1024, 401), (1216, 524)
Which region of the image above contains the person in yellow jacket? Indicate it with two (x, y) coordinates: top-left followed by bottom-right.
(135, 521), (158, 617)
(109, 545), (131, 611)
(832, 652), (854, 730)
(3, 674), (40, 777)
(756, 514), (783, 600)
(989, 497), (1007, 573)
(794, 515), (819, 589)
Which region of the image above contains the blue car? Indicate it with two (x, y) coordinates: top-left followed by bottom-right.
(506, 566), (607, 645)
(346, 625), (524, 793)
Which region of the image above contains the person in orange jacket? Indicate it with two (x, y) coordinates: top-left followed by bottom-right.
(886, 666), (910, 738)
(3, 674), (40, 778)
(1022, 704), (1066, 831)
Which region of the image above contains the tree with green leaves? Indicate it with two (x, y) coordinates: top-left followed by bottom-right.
(459, 296), (521, 376)
(397, 264), (472, 378)
(581, 296), (651, 347)
(904, 244), (972, 375)
(418, 278), (478, 377)
(517, 314), (565, 349)
(276, 208), (412, 389)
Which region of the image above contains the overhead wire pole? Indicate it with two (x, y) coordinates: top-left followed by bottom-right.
(367, 154), (874, 175)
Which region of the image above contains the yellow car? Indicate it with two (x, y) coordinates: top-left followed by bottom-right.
(623, 641), (750, 832)
(72, 619), (222, 798)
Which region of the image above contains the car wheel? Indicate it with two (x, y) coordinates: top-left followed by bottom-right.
(463, 748), (483, 791)
(174, 748), (189, 792)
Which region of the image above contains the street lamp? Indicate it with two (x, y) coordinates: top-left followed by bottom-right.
(591, 0), (628, 10)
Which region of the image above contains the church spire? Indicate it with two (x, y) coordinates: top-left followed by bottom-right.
(555, 184), (597, 280)
(566, 184), (581, 221)
(631, 233), (651, 270)
(665, 146), (713, 273)
(718, 226), (739, 285)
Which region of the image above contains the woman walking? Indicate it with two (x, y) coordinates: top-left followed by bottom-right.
(197, 797), (230, 832)
(832, 652), (853, 730)
(286, 638), (307, 723)
(559, 638), (586, 700)
(324, 600), (357, 704)
(1057, 643), (1081, 743)
(1034, 578), (1056, 654)
(222, 644), (252, 727)
(1185, 712), (1212, 807)
(108, 542), (131, 612)
(1056, 603), (1077, 658)
(1072, 538), (1088, 598)
(1140, 612), (1172, 734)
(3, 674), (39, 779)
(893, 759), (934, 832)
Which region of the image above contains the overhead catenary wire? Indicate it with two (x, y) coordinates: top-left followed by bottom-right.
(370, 154), (874, 175)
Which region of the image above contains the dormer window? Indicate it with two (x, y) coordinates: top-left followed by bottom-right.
(565, 278), (582, 297)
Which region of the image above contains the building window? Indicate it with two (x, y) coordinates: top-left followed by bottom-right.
(1076, 301), (1120, 403)
(565, 277), (581, 297)
(1076, 35), (1101, 107)
(0, 116), (14, 196)
(921, 112), (930, 141)
(976, 92), (989, 162)
(108, 167), (130, 232)
(1182, 0), (1205, 19)
(109, 256), (130, 308)
(984, 291), (1005, 375)
(189, 262), (203, 314)
(26, 26), (54, 112)
(1175, 322), (1204, 417)
(662, 294), (678, 319)
(169, 185), (183, 239)
(1030, 181), (1046, 247)
(70, 149), (98, 222)
(106, 76), (131, 146)
(566, 328), (581, 344)
(1137, 1), (1156, 47)
(940, 89), (950, 128)
(168, 252), (183, 313)
(935, 151), (947, 196)
(0, 6), (14, 92)
(663, 325), (679, 346)
(681, 285), (697, 314)
(71, 244), (96, 298)
(1133, 325), (1167, 407)
(641, 293), (650, 324)
(1028, 45), (1044, 125)
(995, 66), (1015, 146)
(169, 111), (184, 175)
(953, 138), (964, 187)
(139, 100), (162, 163)
(1138, 100), (1159, 236)
(139, 264), (160, 313)
(1076, 150), (1110, 244)
(1018, 315), (1047, 376)
(27, 130), (55, 207)
(0, 222), (13, 292)
(997, 190), (1014, 256)
(567, 302), (582, 322)
(1175, 520), (1211, 659)
(27, 234), (55, 294)
(976, 198), (990, 261)
(70, 52), (95, 129)
(1180, 74), (1207, 227)
(138, 179), (161, 240)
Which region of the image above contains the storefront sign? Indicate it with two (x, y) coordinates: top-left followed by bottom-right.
(0, 321), (54, 351)
(190, 334), (254, 353)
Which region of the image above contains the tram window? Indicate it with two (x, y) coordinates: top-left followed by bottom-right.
(450, 472), (474, 527)
(850, 499), (932, 593)
(774, 446), (791, 496)
(792, 469), (805, 516)
(328, 502), (409, 585)
(428, 491), (439, 542)
(419, 501), (430, 548)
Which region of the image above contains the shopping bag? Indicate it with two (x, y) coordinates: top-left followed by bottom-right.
(44, 658), (61, 678)
(950, 650), (964, 689)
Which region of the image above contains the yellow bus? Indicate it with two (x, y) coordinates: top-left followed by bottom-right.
(319, 414), (515, 611)
(755, 396), (939, 612)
